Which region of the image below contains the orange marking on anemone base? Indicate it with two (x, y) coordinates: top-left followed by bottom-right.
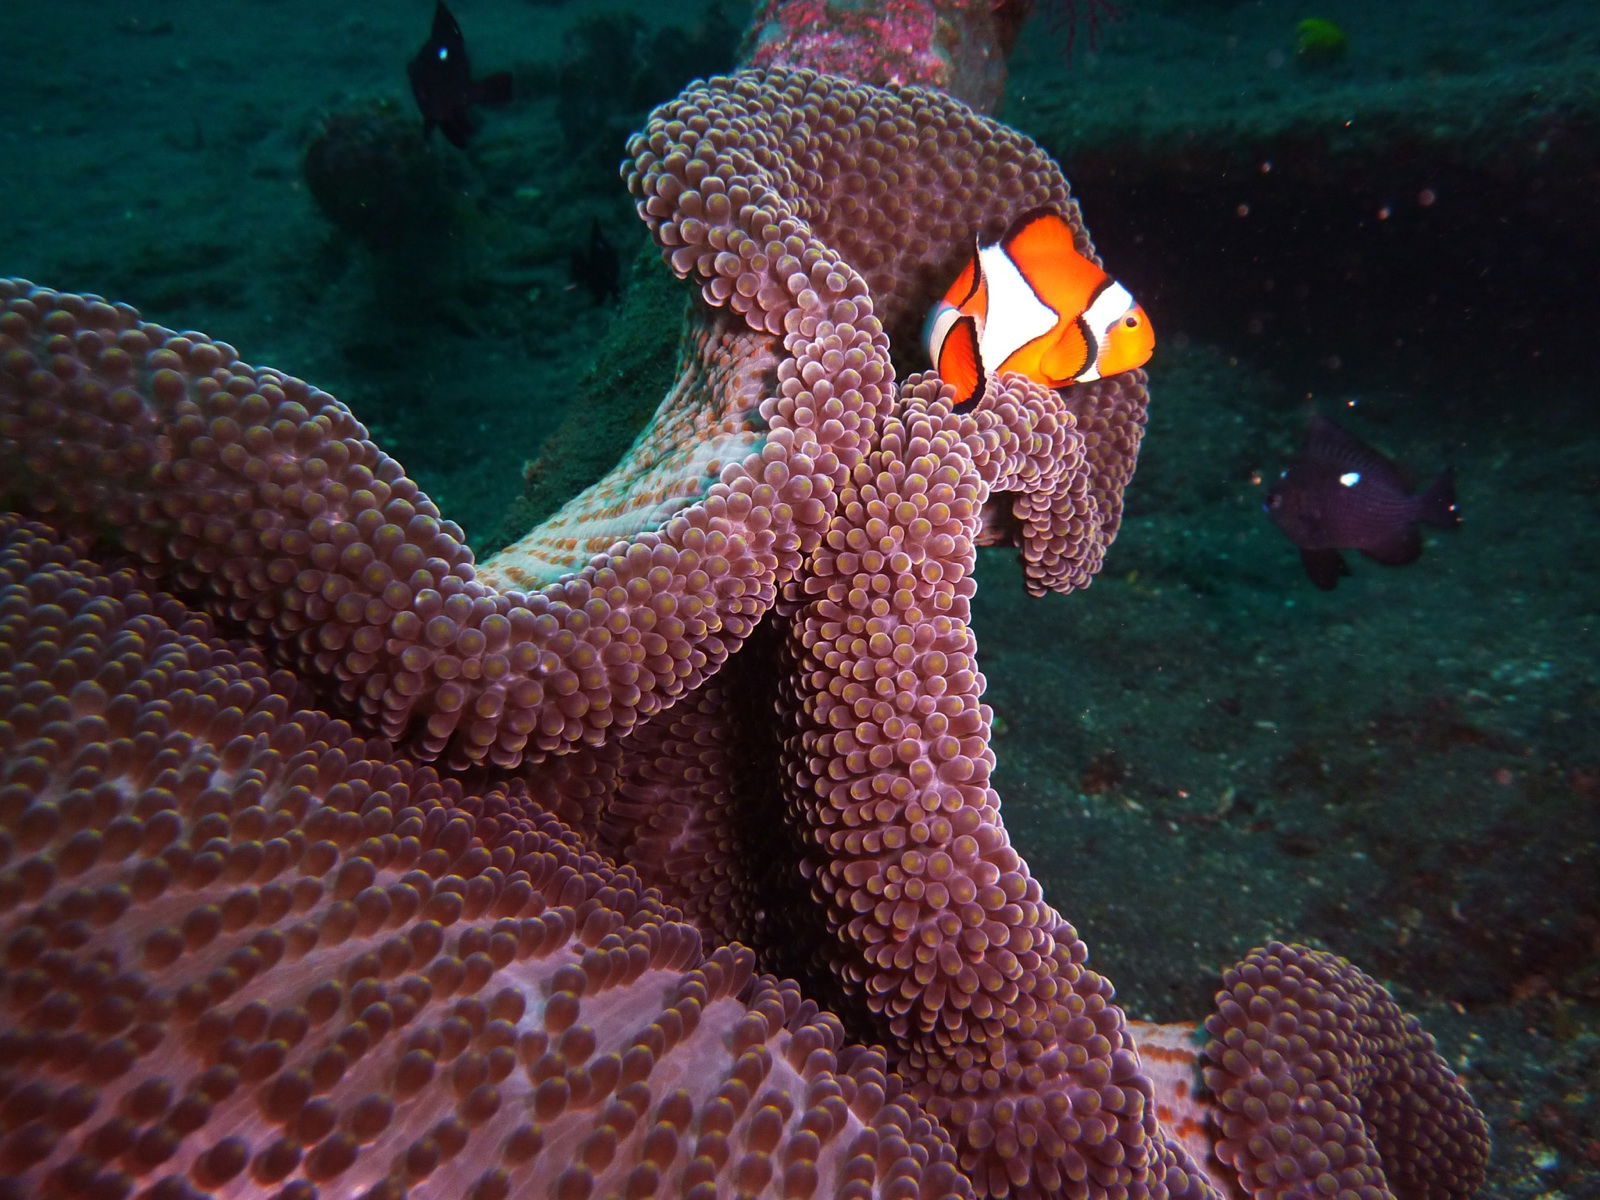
(1127, 1019), (1240, 1199)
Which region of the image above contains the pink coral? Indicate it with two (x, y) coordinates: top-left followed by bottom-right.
(742, 0), (1031, 111)
(0, 285), (838, 771)
(1204, 943), (1489, 1200)
(0, 513), (971, 1198)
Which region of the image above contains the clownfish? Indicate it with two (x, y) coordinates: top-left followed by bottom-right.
(923, 206), (1154, 411)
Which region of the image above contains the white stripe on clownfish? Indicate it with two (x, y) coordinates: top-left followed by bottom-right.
(973, 237), (1059, 371)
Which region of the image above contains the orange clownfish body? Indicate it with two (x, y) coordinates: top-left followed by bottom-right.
(923, 206), (1154, 411)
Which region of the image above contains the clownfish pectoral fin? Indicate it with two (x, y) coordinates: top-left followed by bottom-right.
(937, 314), (986, 412)
(1038, 318), (1095, 386)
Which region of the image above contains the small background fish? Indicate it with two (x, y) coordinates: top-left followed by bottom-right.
(408, 1), (513, 149)
(1266, 414), (1459, 589)
(569, 218), (620, 304)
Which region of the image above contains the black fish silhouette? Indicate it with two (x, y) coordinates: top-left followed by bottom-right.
(1266, 415), (1459, 590)
(569, 218), (620, 304)
(407, 2), (513, 149)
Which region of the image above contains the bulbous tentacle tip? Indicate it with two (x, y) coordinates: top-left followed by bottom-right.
(1202, 941), (1489, 1200)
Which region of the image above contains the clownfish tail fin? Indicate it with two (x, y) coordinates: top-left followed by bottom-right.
(938, 315), (986, 412)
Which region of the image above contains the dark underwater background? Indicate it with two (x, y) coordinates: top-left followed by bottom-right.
(4, 0), (1596, 1193)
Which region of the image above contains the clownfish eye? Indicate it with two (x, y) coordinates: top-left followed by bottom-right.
(1123, 315), (1139, 327)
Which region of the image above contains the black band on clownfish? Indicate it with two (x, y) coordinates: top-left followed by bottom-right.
(923, 207), (1154, 412)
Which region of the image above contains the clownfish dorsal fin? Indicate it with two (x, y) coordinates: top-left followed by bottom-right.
(1000, 206), (1082, 262)
(1000, 206), (1106, 316)
(938, 314), (986, 412)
